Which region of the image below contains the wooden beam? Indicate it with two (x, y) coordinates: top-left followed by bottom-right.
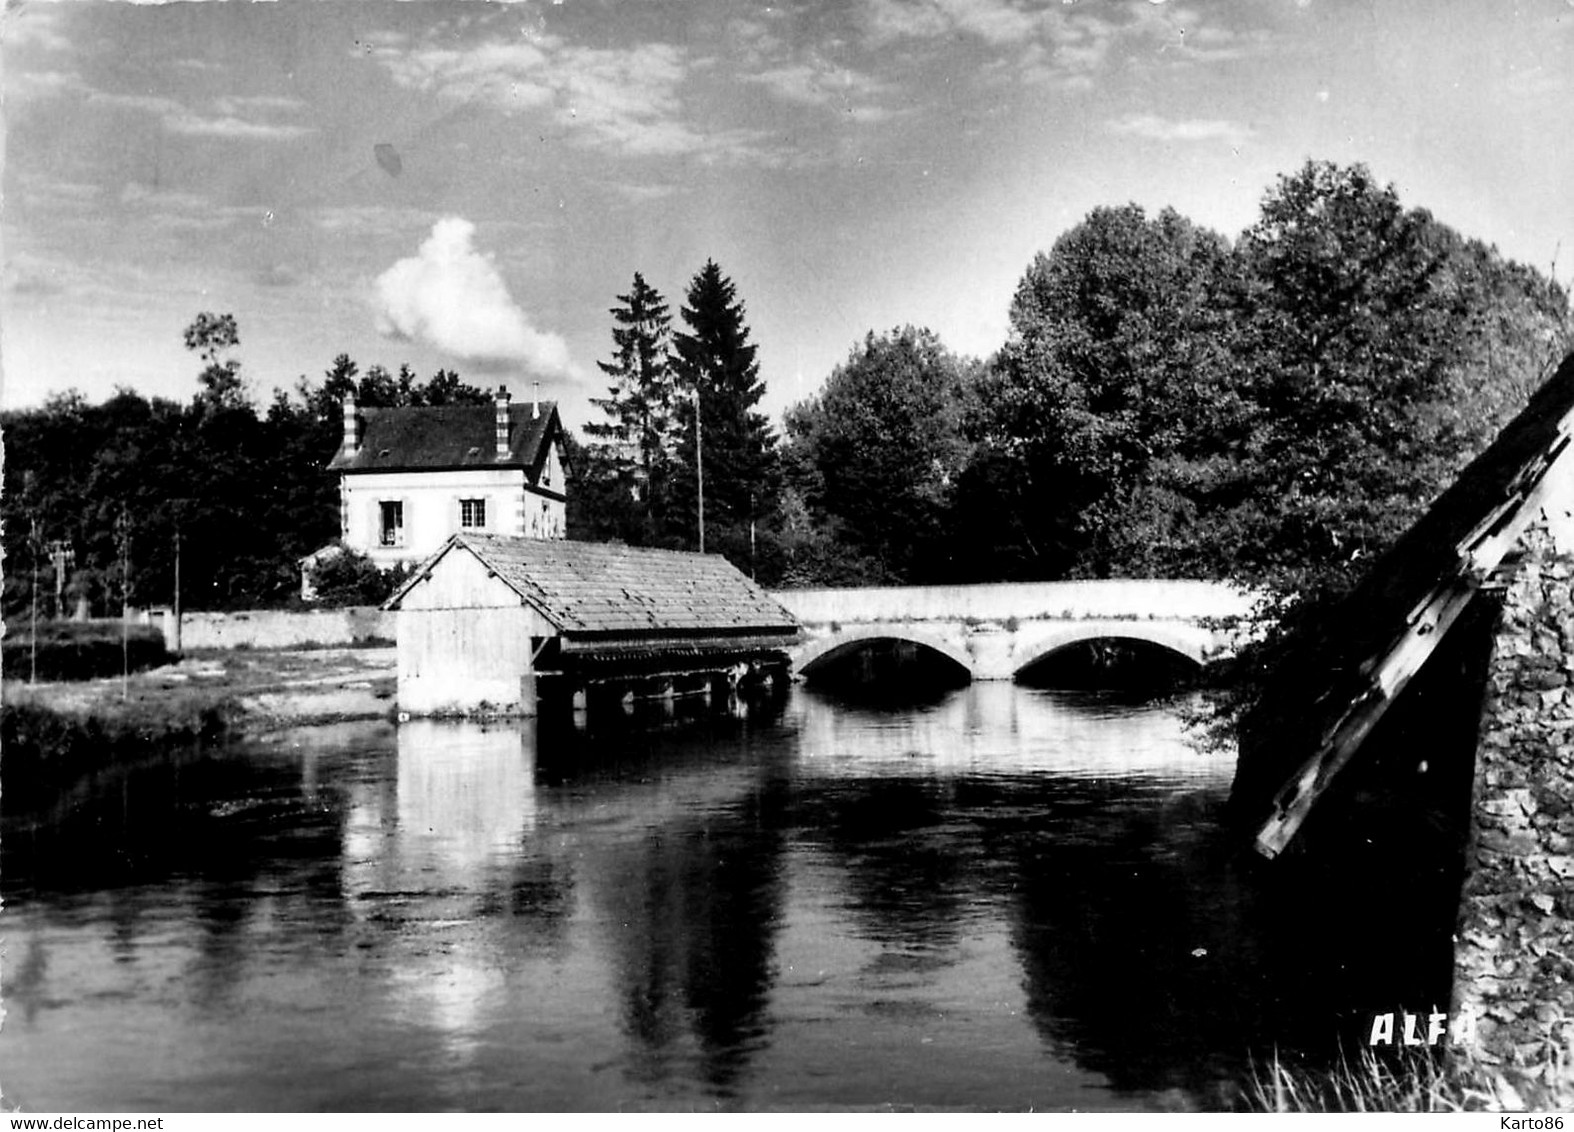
(1253, 426), (1574, 859)
(1254, 576), (1481, 858)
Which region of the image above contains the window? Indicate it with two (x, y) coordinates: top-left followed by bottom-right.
(379, 501), (404, 547)
(460, 498), (486, 529)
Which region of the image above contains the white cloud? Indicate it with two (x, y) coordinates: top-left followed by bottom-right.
(374, 217), (577, 380)
(370, 35), (679, 150)
(6, 68), (89, 100)
(747, 58), (894, 121)
(20, 81), (317, 141)
(366, 31), (776, 163)
(162, 109), (315, 141)
(1105, 112), (1252, 147)
(866, 0), (1042, 46)
(4, 7), (73, 53)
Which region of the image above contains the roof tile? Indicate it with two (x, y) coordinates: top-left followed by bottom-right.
(328, 403), (560, 473)
(394, 534), (800, 641)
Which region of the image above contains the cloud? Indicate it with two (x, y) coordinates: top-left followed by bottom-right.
(254, 264), (304, 289)
(367, 31), (773, 163)
(34, 86), (319, 140)
(6, 68), (90, 100)
(5, 7), (73, 53)
(1105, 112), (1252, 146)
(374, 217), (577, 379)
(747, 58), (895, 121)
(310, 204), (439, 237)
(4, 257), (67, 298)
(115, 182), (246, 231)
(866, 0), (1042, 46)
(161, 109), (315, 141)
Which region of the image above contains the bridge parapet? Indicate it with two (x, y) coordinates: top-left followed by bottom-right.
(772, 581), (1261, 682)
(772, 579), (1257, 627)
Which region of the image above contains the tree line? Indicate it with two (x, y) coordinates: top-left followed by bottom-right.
(4, 160), (1569, 621)
(1, 323), (493, 617)
(580, 162), (1569, 610)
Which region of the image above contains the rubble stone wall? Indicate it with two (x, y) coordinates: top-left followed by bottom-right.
(1453, 523), (1574, 1071)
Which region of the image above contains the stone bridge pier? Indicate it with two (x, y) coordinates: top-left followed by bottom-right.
(769, 580), (1258, 683)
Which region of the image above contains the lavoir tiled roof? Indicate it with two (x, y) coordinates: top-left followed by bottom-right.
(327, 403), (561, 474)
(386, 534), (801, 649)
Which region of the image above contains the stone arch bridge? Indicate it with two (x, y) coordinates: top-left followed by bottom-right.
(769, 580), (1258, 682)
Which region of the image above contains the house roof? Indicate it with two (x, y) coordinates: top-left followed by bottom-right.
(1238, 349), (1574, 856)
(386, 534), (802, 646)
(327, 402), (560, 474)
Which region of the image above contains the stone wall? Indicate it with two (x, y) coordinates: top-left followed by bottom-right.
(1453, 523), (1574, 1079)
(162, 606), (393, 651)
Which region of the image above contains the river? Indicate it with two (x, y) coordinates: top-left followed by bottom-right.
(0, 683), (1457, 1112)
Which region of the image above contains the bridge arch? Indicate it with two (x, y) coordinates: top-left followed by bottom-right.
(1010, 621), (1211, 679)
(794, 627), (976, 682)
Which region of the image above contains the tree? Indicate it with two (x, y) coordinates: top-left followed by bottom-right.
(784, 327), (977, 583)
(974, 205), (1244, 579)
(583, 272), (678, 543)
(1226, 160), (1564, 598)
(184, 312), (248, 410)
(418, 367), (490, 407)
(669, 261), (779, 571)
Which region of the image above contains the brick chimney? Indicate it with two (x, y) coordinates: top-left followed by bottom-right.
(495, 385), (512, 459)
(532, 381), (541, 421)
(341, 393), (361, 458)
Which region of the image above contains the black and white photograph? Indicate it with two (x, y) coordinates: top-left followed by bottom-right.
(3, 0), (1573, 1116)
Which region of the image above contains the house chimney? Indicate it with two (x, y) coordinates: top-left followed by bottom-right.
(495, 385), (511, 458)
(532, 381), (540, 421)
(341, 393), (361, 457)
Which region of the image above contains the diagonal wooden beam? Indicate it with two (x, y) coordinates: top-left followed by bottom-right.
(1253, 419), (1574, 859)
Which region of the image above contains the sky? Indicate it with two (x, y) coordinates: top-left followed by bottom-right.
(3, 0), (1572, 434)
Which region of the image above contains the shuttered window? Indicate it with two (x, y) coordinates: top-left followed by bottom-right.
(379, 500), (404, 547)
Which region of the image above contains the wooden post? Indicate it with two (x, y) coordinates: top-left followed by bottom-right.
(173, 526), (182, 655)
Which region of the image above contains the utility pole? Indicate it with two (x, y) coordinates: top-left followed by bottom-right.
(116, 507), (131, 700)
(173, 524), (183, 655)
(693, 387), (705, 554)
(29, 519), (41, 684)
(47, 539), (75, 621)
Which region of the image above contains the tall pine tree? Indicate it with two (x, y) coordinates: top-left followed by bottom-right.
(583, 273), (677, 543)
(669, 261), (777, 570)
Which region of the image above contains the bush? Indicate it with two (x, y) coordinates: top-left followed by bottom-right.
(2, 620), (171, 681)
(306, 545), (410, 607)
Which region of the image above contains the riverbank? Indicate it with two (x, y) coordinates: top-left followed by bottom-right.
(2, 645), (396, 801)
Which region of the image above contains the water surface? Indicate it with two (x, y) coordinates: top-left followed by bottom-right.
(1, 685), (1448, 1111)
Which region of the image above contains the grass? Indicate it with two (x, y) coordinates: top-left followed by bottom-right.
(1, 683), (240, 809)
(1239, 1046), (1573, 1113)
(2, 643), (397, 807)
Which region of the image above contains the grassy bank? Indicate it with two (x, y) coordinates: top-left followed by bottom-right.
(1239, 1047), (1572, 1112)
(2, 645), (396, 807)
(1, 683), (239, 808)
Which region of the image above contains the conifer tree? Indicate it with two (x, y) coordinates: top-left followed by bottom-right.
(669, 260), (778, 566)
(584, 273), (677, 542)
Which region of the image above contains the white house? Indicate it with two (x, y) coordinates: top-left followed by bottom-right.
(326, 386), (568, 569)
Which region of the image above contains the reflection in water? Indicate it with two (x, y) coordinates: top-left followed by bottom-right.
(0, 687), (1455, 1111)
